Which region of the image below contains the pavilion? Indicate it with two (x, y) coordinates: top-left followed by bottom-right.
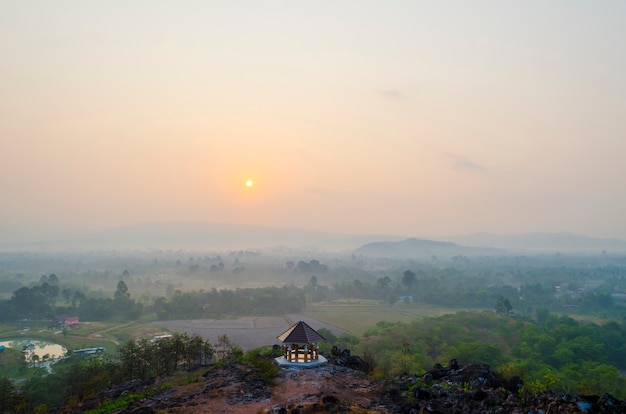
(275, 320), (327, 367)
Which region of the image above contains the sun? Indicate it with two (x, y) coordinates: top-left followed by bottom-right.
(245, 180), (254, 188)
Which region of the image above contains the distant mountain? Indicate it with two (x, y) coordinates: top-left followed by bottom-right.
(0, 222), (402, 252)
(353, 237), (496, 259)
(4, 223), (625, 255)
(440, 232), (626, 253)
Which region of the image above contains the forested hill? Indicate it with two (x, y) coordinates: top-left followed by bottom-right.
(353, 237), (498, 258)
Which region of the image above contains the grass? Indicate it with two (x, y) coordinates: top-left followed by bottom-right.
(66, 321), (110, 336)
(0, 319), (176, 383)
(0, 348), (29, 378)
(0, 319), (169, 359)
(83, 385), (172, 414)
(302, 299), (464, 336)
(1, 330), (96, 350)
(121, 322), (171, 340)
(0, 324), (19, 335)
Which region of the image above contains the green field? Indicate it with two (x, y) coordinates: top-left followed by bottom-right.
(302, 299), (471, 336)
(0, 319), (171, 356)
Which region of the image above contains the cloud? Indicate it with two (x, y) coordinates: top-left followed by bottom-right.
(381, 89), (407, 101)
(444, 152), (485, 172)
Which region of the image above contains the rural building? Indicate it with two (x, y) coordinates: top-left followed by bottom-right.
(62, 316), (80, 329)
(73, 347), (105, 356)
(151, 334), (173, 342)
(56, 315), (80, 329)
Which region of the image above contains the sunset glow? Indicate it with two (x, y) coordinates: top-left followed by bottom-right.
(1, 2), (625, 243)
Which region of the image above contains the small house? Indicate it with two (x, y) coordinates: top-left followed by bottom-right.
(62, 316), (80, 330)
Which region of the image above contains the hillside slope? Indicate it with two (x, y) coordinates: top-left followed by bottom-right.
(58, 359), (626, 413)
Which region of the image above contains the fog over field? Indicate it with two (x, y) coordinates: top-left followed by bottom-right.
(3, 220), (626, 256)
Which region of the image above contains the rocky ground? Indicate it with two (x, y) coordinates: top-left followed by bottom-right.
(63, 354), (626, 413)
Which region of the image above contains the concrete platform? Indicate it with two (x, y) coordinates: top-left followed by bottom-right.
(274, 355), (328, 368)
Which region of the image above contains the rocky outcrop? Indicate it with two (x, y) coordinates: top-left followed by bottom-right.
(398, 361), (626, 414)
(56, 358), (626, 413)
(327, 346), (371, 372)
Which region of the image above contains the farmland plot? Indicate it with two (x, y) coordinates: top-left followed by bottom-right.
(152, 315), (344, 351)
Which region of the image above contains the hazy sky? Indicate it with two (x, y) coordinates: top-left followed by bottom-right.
(2, 1), (626, 242)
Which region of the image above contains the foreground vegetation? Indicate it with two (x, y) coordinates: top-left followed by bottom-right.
(3, 309), (625, 412)
(360, 311), (626, 398)
(0, 332), (228, 412)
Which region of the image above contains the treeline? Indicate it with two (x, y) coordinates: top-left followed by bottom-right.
(0, 281), (305, 323)
(152, 285), (306, 320)
(321, 268), (623, 319)
(0, 280), (143, 322)
(0, 332), (231, 412)
(321, 271), (526, 308)
(360, 311), (626, 399)
(3, 252), (626, 324)
(0, 272), (622, 325)
(0, 268), (623, 327)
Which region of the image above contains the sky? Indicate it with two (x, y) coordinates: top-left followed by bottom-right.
(2, 1), (626, 242)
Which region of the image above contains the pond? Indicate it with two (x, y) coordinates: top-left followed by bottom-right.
(0, 339), (67, 363)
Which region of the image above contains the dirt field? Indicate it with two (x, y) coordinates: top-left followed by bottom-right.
(152, 314), (344, 350)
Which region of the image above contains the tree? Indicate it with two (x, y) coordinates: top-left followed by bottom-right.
(118, 340), (141, 381)
(316, 328), (337, 354)
(184, 335), (205, 369)
(338, 333), (360, 348)
(72, 290), (86, 308)
(216, 334), (232, 362)
(495, 296), (513, 315)
(377, 276), (392, 290)
(201, 339), (215, 366)
(0, 376), (22, 414)
(402, 270), (417, 289)
(40, 282), (59, 305)
(48, 273), (59, 284)
(535, 308), (550, 325)
(114, 280), (130, 302)
(61, 288), (73, 305)
(216, 334), (241, 364)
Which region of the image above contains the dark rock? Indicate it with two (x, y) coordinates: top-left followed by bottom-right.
(469, 389), (489, 401)
(598, 392), (619, 409)
(322, 395), (340, 404)
(326, 347), (370, 372)
(503, 375), (523, 393)
(414, 386), (433, 400)
(128, 407), (155, 414)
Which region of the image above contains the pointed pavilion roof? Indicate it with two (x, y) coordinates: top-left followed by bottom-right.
(277, 320), (326, 344)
